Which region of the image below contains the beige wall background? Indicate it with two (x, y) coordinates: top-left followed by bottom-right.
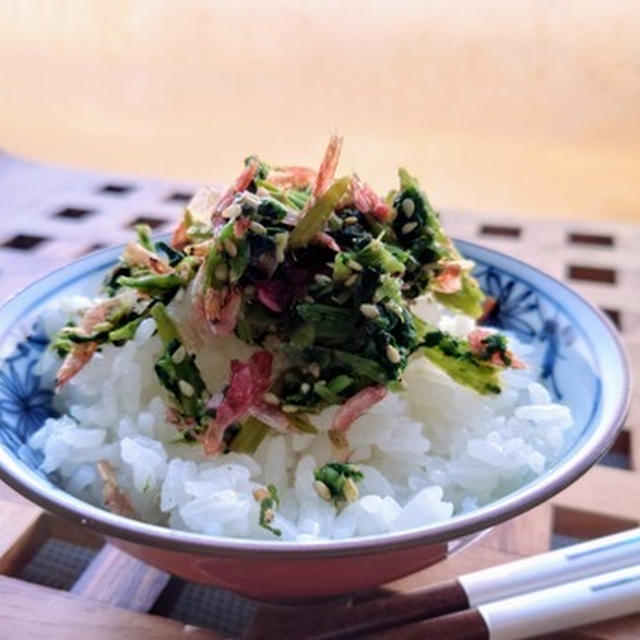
(1, 0), (639, 221)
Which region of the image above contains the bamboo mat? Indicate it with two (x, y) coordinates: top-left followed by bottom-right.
(0, 151), (638, 638)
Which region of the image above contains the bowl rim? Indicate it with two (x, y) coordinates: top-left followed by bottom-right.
(0, 238), (631, 559)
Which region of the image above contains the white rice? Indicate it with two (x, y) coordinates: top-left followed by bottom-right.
(29, 293), (575, 541)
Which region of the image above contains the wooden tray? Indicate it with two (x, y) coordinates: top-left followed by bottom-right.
(1, 490), (638, 638)
(0, 155), (638, 638)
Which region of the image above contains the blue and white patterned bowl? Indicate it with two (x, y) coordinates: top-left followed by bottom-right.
(0, 239), (630, 600)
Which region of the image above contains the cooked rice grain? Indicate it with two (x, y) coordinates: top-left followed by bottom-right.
(29, 297), (574, 541)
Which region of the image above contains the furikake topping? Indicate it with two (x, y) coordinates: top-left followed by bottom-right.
(50, 137), (525, 523)
(254, 484), (281, 536)
(314, 462), (364, 506)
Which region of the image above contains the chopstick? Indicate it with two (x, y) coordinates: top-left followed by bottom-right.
(253, 527), (640, 639)
(373, 563), (640, 640)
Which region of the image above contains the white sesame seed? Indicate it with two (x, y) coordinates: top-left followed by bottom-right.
(282, 404), (298, 414)
(223, 239), (238, 257)
(263, 508), (275, 522)
(344, 274), (358, 287)
(214, 263), (228, 282)
(386, 344), (401, 364)
(300, 382), (311, 393)
(250, 221), (267, 235)
(344, 216), (358, 225)
(314, 274), (332, 285)
(314, 480), (332, 502)
(304, 295), (315, 303)
(401, 198), (415, 217)
(171, 345), (187, 364)
(178, 380), (195, 397)
(308, 362), (321, 378)
(221, 204), (242, 219)
(263, 392), (280, 406)
(343, 477), (359, 503)
(401, 221), (418, 234)
(384, 300), (403, 317)
(240, 192), (261, 209)
(347, 260), (363, 272)
(360, 303), (380, 319)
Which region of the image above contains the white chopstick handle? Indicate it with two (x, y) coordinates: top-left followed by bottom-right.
(461, 527), (640, 606)
(480, 565), (640, 640)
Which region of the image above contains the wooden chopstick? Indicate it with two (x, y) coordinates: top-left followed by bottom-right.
(370, 608), (489, 640)
(372, 563), (640, 640)
(249, 579), (470, 639)
(313, 579), (470, 640)
(250, 527), (640, 639)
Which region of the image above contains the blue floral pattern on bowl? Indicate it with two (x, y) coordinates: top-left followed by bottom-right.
(0, 237), (628, 561)
(0, 325), (53, 468)
(474, 265), (577, 400)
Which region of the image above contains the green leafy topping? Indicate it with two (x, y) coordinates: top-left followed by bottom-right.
(229, 416), (270, 454)
(50, 294), (152, 356)
(257, 484), (281, 536)
(422, 331), (502, 395)
(117, 272), (184, 293)
(434, 271), (485, 319)
(151, 303), (179, 344)
(391, 168), (484, 317)
(155, 241), (186, 267)
(257, 180), (311, 212)
(289, 176), (350, 248)
(314, 462), (364, 505)
(287, 414), (318, 434)
(309, 373), (355, 407)
(480, 333), (510, 363)
(312, 381), (342, 405)
(151, 304), (210, 425)
(327, 374), (353, 394)
(355, 238), (407, 275)
(312, 347), (389, 385)
(469, 331), (513, 366)
(135, 224), (154, 251)
(203, 222), (250, 293)
(296, 303), (356, 327)
(286, 188), (311, 211)
(289, 322), (316, 350)
(54, 144), (515, 429)
(245, 154), (270, 181)
(256, 197), (289, 222)
(295, 303), (357, 345)
(108, 317), (143, 343)
(50, 325), (76, 357)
